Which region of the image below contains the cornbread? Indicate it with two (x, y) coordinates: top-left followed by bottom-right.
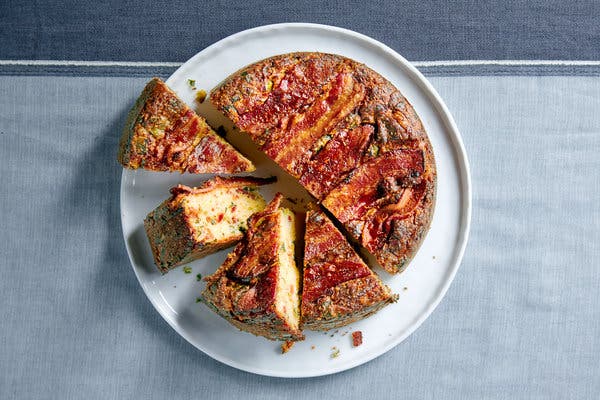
(211, 52), (435, 274)
(118, 77), (254, 173)
(201, 194), (304, 342)
(301, 208), (397, 331)
(144, 176), (274, 273)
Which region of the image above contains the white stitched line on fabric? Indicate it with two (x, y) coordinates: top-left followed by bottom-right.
(0, 60), (599, 67)
(412, 60), (600, 67)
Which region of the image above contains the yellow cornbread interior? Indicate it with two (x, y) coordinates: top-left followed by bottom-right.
(275, 208), (300, 330)
(184, 187), (266, 243)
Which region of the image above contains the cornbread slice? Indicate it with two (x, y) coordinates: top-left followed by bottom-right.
(201, 194), (304, 342)
(118, 77), (254, 173)
(144, 176), (274, 273)
(302, 208), (397, 331)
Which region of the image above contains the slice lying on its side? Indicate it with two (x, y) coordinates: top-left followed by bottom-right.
(302, 208), (398, 331)
(201, 194), (304, 342)
(144, 176), (274, 273)
(118, 77), (254, 173)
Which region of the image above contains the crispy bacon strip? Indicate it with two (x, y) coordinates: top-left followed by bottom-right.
(300, 124), (373, 200)
(263, 72), (365, 176)
(322, 149), (425, 224)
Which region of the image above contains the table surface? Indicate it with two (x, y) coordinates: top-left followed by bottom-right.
(1, 2), (599, 399)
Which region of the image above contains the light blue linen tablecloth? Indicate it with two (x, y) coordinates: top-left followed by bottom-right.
(1, 71), (599, 399)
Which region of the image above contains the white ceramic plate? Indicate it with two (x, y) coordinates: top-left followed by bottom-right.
(120, 23), (471, 378)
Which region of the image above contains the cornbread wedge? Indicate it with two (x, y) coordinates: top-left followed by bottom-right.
(144, 176), (274, 273)
(201, 194), (304, 342)
(211, 53), (436, 274)
(118, 77), (254, 173)
(321, 148), (435, 274)
(302, 208), (397, 331)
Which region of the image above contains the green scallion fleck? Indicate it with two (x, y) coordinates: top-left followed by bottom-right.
(183, 266), (192, 274)
(331, 348), (340, 358)
(196, 273), (202, 281)
(187, 79), (196, 89)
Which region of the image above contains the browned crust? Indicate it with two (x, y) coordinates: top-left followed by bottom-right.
(201, 195), (304, 342)
(118, 77), (254, 173)
(211, 53), (436, 274)
(168, 175), (276, 196)
(301, 275), (397, 331)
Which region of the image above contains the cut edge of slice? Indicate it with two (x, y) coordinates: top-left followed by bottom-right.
(144, 176), (274, 273)
(201, 194), (304, 342)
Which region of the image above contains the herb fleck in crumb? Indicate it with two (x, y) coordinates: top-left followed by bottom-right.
(265, 80), (273, 92)
(195, 297), (202, 303)
(196, 273), (202, 281)
(311, 345), (316, 350)
(187, 79), (196, 89)
(183, 266), (192, 274)
(403, 287), (408, 291)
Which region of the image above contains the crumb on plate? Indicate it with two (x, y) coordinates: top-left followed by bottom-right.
(281, 341), (295, 354)
(195, 89), (207, 103)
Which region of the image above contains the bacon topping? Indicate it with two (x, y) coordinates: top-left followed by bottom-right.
(302, 261), (371, 303)
(322, 149), (425, 224)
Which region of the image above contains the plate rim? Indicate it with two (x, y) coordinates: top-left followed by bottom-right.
(120, 22), (472, 378)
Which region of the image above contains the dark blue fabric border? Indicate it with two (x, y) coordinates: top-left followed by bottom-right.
(0, 64), (177, 78)
(1, 63), (600, 77)
(416, 64), (600, 77)
(1, 1), (599, 62)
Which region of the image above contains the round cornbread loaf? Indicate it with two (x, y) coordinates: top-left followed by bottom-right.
(211, 53), (436, 274)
